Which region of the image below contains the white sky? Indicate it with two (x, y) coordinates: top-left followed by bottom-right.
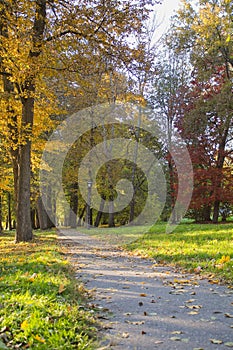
(154, 0), (182, 40)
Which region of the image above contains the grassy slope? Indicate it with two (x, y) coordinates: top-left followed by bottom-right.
(0, 230), (98, 349)
(126, 222), (233, 284)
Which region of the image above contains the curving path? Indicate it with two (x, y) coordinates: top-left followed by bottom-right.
(59, 229), (233, 350)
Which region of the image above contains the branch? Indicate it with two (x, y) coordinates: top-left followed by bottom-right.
(0, 71), (11, 77)
(45, 29), (83, 42)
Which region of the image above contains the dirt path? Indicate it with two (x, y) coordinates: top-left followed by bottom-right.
(59, 229), (233, 350)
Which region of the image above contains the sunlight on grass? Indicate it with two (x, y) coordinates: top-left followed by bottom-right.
(126, 222), (233, 284)
(0, 230), (98, 349)
(78, 225), (150, 245)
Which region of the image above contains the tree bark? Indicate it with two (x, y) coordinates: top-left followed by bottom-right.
(94, 197), (105, 227)
(7, 192), (12, 231)
(36, 196), (54, 230)
(0, 195), (3, 233)
(77, 206), (85, 226)
(108, 200), (115, 227)
(203, 205), (211, 222)
(69, 183), (78, 228)
(15, 0), (47, 242)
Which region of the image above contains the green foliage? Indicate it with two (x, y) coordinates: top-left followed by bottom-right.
(0, 230), (98, 349)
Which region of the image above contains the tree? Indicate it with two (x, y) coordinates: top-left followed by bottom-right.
(0, 0), (159, 241)
(169, 0), (233, 222)
(149, 42), (191, 222)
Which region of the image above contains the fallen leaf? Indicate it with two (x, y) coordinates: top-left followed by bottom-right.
(58, 284), (66, 294)
(185, 299), (196, 303)
(125, 320), (145, 325)
(170, 336), (181, 341)
(210, 339), (223, 344)
(225, 342), (233, 347)
(154, 340), (163, 345)
(194, 266), (202, 273)
(173, 279), (191, 284)
(122, 332), (129, 338)
(225, 313), (233, 318)
(34, 334), (45, 343)
(29, 273), (37, 282)
(21, 320), (28, 330)
(186, 305), (202, 309)
(171, 331), (183, 335)
(188, 311), (199, 315)
(140, 293), (147, 297)
(141, 330), (146, 335)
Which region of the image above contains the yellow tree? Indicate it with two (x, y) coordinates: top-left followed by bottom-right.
(0, 0), (159, 241)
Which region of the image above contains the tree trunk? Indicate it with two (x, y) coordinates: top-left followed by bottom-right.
(15, 96), (34, 242)
(108, 199), (115, 228)
(77, 206), (86, 226)
(69, 183), (78, 228)
(36, 196), (54, 230)
(0, 195), (3, 233)
(94, 197), (105, 227)
(129, 195), (135, 223)
(203, 205), (211, 222)
(7, 192), (12, 231)
(213, 201), (220, 224)
(15, 0), (47, 242)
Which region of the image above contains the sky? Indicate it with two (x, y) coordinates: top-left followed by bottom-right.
(154, 0), (182, 40)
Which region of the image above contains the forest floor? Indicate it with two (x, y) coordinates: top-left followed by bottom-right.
(59, 228), (233, 350)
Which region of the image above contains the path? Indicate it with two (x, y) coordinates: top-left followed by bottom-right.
(59, 229), (233, 350)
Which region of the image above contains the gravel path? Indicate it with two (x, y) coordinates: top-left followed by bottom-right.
(59, 229), (233, 350)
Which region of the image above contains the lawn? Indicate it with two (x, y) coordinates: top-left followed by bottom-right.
(0, 230), (98, 349)
(126, 222), (233, 284)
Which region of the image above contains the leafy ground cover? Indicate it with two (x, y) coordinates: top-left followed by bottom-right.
(0, 230), (98, 349)
(126, 222), (233, 284)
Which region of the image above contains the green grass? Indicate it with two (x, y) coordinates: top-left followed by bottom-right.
(126, 222), (233, 284)
(78, 225), (150, 246)
(0, 230), (98, 349)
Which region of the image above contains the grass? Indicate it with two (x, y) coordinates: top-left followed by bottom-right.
(126, 222), (233, 284)
(0, 229), (98, 349)
(78, 225), (149, 245)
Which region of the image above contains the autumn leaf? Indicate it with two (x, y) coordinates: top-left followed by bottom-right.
(188, 311), (199, 315)
(34, 334), (45, 343)
(218, 255), (230, 264)
(20, 320), (29, 330)
(171, 331), (183, 334)
(122, 332), (129, 338)
(58, 284), (66, 294)
(210, 339), (223, 344)
(140, 293), (147, 297)
(170, 336), (181, 341)
(225, 342), (233, 347)
(28, 273), (37, 282)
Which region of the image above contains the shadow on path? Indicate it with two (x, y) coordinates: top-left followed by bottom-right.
(59, 229), (233, 350)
